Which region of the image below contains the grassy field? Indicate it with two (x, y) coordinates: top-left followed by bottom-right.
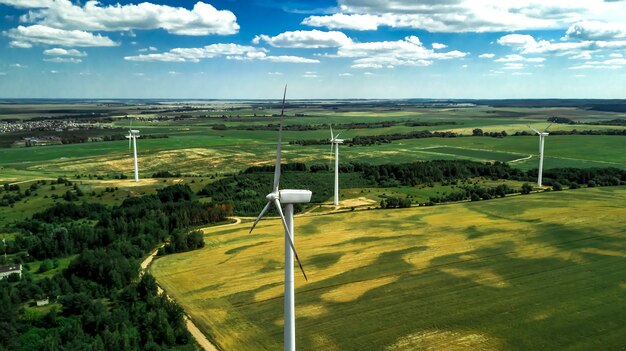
(0, 104), (624, 181)
(151, 186), (626, 350)
(0, 134), (624, 180)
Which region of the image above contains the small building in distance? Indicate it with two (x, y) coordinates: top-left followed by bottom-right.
(0, 264), (22, 280)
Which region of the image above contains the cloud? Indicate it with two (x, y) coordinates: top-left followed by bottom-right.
(512, 72), (532, 75)
(339, 72), (352, 76)
(7, 0), (239, 36)
(125, 44), (265, 62)
(6, 24), (117, 47)
(124, 44), (319, 63)
(494, 54), (545, 63)
(138, 46), (158, 52)
(10, 63), (26, 68)
(263, 55), (320, 63)
(479, 53), (495, 59)
(334, 35), (466, 69)
(267, 71), (283, 75)
(302, 1), (626, 33)
(569, 57), (626, 69)
(302, 13), (380, 31)
(503, 62), (525, 70)
(253, 30), (351, 48)
(302, 71), (318, 78)
(168, 71), (179, 75)
(50, 70), (58, 73)
(564, 21), (626, 40)
(0, 72), (5, 76)
(43, 57), (81, 63)
(43, 47), (86, 56)
(432, 42), (447, 49)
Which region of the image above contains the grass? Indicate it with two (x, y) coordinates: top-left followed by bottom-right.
(151, 186), (626, 350)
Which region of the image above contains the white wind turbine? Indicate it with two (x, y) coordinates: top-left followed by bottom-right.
(249, 85), (311, 351)
(528, 123), (552, 187)
(329, 126), (347, 206)
(125, 122), (140, 182)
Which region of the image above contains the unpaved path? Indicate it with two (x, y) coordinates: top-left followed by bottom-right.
(141, 245), (222, 351)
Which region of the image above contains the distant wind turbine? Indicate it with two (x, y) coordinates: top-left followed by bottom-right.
(528, 123), (551, 186)
(126, 121), (140, 182)
(249, 85), (311, 351)
(329, 125), (347, 206)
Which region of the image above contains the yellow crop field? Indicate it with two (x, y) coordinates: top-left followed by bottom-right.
(151, 186), (626, 350)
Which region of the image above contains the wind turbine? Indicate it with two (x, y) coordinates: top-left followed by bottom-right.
(329, 126), (346, 206)
(528, 123), (551, 187)
(125, 122), (140, 182)
(249, 85), (311, 351)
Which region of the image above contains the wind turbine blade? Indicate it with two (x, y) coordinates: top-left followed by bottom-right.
(274, 199), (308, 281)
(329, 143), (334, 170)
(527, 125), (541, 135)
(544, 123), (553, 132)
(330, 125), (334, 140)
(334, 128), (351, 139)
(249, 201), (272, 234)
(280, 85), (287, 117)
(273, 86), (287, 192)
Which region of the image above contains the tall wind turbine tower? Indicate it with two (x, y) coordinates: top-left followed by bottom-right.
(249, 85), (311, 351)
(528, 124), (551, 186)
(329, 126), (345, 206)
(126, 127), (140, 182)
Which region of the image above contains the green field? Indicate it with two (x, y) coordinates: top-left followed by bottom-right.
(151, 186), (626, 350)
(1, 104), (625, 181)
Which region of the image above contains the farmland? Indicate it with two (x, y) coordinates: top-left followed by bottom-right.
(0, 102), (625, 182)
(1, 99), (625, 350)
(151, 186), (626, 351)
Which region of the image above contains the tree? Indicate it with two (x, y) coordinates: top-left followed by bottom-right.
(521, 183), (533, 195)
(472, 128), (484, 136)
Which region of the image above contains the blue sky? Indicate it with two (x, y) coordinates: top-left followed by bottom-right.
(1, 0), (626, 99)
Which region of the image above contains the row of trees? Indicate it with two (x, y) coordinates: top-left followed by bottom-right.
(548, 116), (626, 126)
(199, 160), (626, 215)
(212, 120), (457, 132)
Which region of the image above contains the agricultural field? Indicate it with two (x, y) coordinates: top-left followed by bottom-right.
(0, 102), (625, 181)
(1, 100), (625, 350)
(151, 186), (626, 351)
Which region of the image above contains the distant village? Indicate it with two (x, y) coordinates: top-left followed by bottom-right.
(0, 119), (113, 147)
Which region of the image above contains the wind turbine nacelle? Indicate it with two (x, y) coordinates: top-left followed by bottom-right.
(332, 139), (344, 144)
(130, 130), (140, 134)
(279, 189), (312, 204)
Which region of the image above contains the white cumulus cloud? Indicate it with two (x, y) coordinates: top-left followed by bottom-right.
(43, 47), (86, 56)
(8, 0), (239, 36)
(43, 57), (81, 63)
(124, 44), (319, 64)
(302, 0), (626, 33)
(6, 24), (117, 47)
(253, 30), (351, 48)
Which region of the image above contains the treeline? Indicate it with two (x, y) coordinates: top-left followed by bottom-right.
(427, 184), (518, 204)
(1, 184), (231, 350)
(199, 160), (626, 215)
(291, 130), (460, 146)
(213, 120), (457, 132)
(291, 126), (626, 147)
(199, 163), (373, 216)
(513, 129), (626, 136)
